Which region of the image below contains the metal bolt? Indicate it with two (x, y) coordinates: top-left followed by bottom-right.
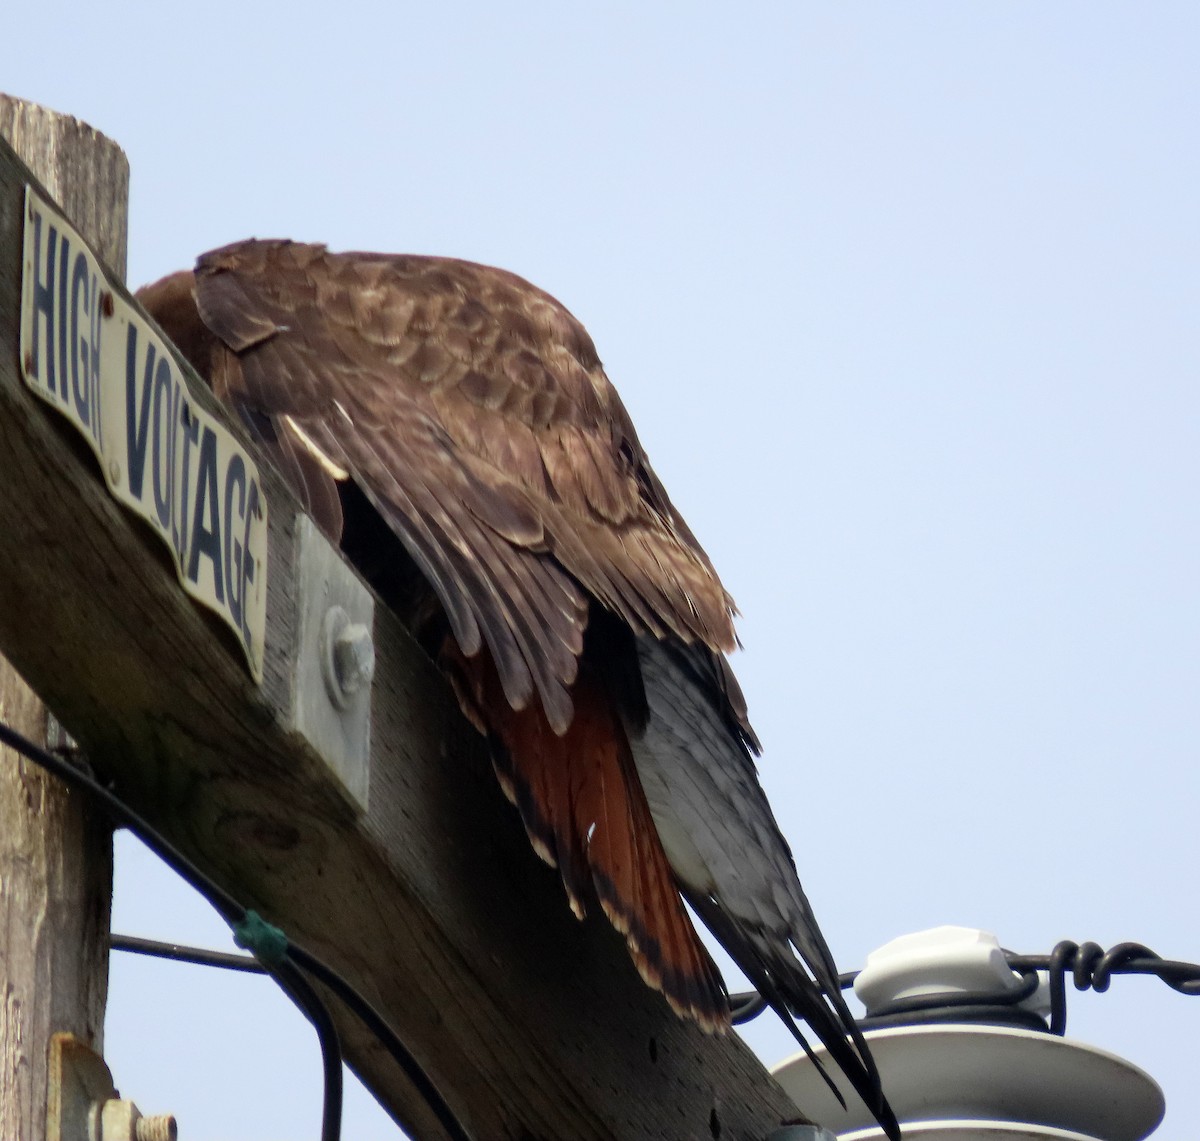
(135, 1115), (178, 1141)
(321, 605), (375, 710)
(96, 1099), (178, 1141)
(334, 623), (375, 693)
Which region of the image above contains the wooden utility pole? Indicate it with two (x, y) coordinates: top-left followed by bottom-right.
(0, 96), (125, 1141)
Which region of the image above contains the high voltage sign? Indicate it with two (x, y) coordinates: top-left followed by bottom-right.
(19, 186), (268, 682)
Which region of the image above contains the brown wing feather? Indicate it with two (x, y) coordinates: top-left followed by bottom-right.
(191, 242), (737, 702)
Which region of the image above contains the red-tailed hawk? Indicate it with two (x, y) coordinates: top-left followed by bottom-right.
(138, 241), (898, 1139)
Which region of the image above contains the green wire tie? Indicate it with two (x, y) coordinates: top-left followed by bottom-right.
(232, 909), (290, 967)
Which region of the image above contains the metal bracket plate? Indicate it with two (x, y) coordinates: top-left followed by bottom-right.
(48, 1032), (117, 1141)
(289, 515), (373, 812)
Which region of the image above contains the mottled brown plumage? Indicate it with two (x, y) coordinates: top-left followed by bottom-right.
(199, 243), (735, 723)
(137, 241), (898, 1140)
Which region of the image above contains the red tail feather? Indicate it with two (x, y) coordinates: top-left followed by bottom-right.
(445, 638), (728, 1031)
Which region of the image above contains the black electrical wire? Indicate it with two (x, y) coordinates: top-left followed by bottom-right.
(731, 939), (1200, 1037)
(108, 933), (470, 1140)
(855, 965), (1048, 1034)
(109, 934), (469, 1140)
(0, 719), (471, 1141)
(108, 928), (347, 1132)
(730, 972), (859, 1026)
(1009, 940), (1200, 1036)
(273, 957), (345, 1141)
(111, 933), (264, 973)
(284, 942), (471, 1140)
(0, 722), (343, 1141)
(0, 722), (244, 922)
(730, 990), (769, 1024)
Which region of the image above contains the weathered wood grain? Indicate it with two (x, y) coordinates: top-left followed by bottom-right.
(0, 93), (121, 1141)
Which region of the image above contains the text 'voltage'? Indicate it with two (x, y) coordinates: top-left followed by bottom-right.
(19, 186), (268, 682)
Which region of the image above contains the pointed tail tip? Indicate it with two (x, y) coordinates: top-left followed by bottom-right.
(843, 1071), (901, 1141)
(866, 1088), (902, 1141)
(811, 1021), (900, 1141)
(857, 1065), (902, 1141)
(805, 1070), (902, 1141)
(881, 1107), (902, 1141)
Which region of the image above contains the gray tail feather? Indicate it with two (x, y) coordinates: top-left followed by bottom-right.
(685, 891), (901, 1141)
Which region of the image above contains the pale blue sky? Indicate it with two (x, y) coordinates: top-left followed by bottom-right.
(6, 3), (1198, 1138)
